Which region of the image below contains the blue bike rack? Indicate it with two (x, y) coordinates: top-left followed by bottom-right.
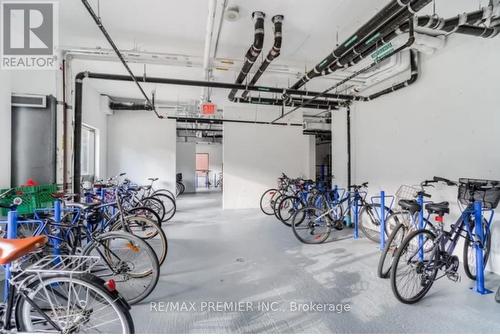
(369, 191), (394, 250)
(52, 200), (62, 257)
(3, 210), (18, 300)
(353, 191), (360, 240)
(472, 201), (493, 295)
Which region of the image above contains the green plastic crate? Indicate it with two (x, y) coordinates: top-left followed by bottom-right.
(0, 184), (58, 216)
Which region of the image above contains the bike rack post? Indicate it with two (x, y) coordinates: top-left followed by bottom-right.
(379, 191), (386, 251)
(472, 201), (493, 295)
(353, 190), (359, 240)
(4, 210), (18, 300)
(53, 199), (62, 257)
(417, 192), (424, 261)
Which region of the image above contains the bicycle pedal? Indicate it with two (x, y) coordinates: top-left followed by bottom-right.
(446, 272), (460, 282)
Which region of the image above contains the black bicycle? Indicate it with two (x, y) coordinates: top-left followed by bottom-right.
(390, 178), (500, 304)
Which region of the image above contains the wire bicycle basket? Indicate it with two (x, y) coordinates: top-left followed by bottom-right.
(458, 178), (500, 210)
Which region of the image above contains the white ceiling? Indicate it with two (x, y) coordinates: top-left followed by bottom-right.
(60, 0), (486, 107)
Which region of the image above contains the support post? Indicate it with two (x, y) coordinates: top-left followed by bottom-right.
(353, 191), (359, 240)
(473, 201), (493, 295)
(4, 210), (18, 300)
(380, 190), (386, 250)
(418, 192), (424, 261)
(53, 200), (62, 257)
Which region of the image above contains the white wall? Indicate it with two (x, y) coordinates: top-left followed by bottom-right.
(0, 70), (11, 187)
(332, 35), (500, 272)
(176, 142), (196, 193)
(223, 123), (314, 209)
(81, 83), (108, 178)
(196, 143), (223, 187)
(107, 111), (176, 191)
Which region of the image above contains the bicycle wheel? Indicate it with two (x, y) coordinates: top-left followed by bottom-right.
(140, 196), (166, 222)
(292, 207), (331, 244)
(153, 193), (176, 222)
(16, 274), (134, 333)
(112, 215), (168, 266)
(259, 189), (280, 216)
(82, 231), (160, 305)
(125, 206), (162, 228)
(153, 188), (176, 201)
(390, 229), (438, 304)
(463, 217), (490, 280)
(359, 203), (391, 243)
(278, 196), (305, 227)
(378, 220), (408, 279)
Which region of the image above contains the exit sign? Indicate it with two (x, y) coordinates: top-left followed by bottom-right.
(201, 102), (216, 115)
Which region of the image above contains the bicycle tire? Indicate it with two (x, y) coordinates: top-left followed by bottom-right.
(390, 229), (438, 304)
(259, 189), (280, 216)
(359, 203), (392, 243)
(378, 221), (407, 279)
(153, 193), (177, 222)
(463, 217), (490, 280)
(277, 196), (305, 227)
(81, 231), (160, 305)
(140, 196), (166, 222)
(153, 188), (176, 201)
(15, 273), (134, 333)
(111, 215), (168, 266)
(291, 207), (331, 244)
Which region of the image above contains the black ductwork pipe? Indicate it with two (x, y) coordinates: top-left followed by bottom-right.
(80, 71), (355, 101)
(453, 24), (500, 38)
(241, 15), (284, 98)
(109, 102), (153, 110)
(364, 49), (418, 101)
(228, 11), (265, 101)
(291, 0), (419, 90)
(324, 0), (432, 75)
(234, 96), (340, 110)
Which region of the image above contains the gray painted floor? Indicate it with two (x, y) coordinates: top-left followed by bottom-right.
(133, 192), (500, 333)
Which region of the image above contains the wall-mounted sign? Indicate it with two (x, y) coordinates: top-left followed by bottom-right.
(201, 102), (216, 115)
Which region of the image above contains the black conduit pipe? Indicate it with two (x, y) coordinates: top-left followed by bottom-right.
(109, 102), (154, 110)
(234, 97), (340, 110)
(325, 0), (432, 75)
(228, 12), (265, 101)
(291, 0), (416, 90)
(346, 105), (352, 189)
(364, 49), (419, 101)
(241, 15), (284, 98)
(73, 72), (85, 196)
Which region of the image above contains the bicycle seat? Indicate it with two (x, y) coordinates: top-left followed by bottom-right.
(148, 178), (159, 182)
(398, 199), (421, 214)
(0, 236), (47, 265)
(425, 202), (450, 215)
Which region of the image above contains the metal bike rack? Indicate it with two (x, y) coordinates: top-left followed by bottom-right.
(472, 201), (494, 295)
(352, 190), (367, 240)
(370, 191), (394, 250)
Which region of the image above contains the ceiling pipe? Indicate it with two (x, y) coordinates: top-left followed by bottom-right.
(291, 0), (418, 90)
(228, 11), (265, 101)
(80, 71), (356, 101)
(80, 0), (161, 118)
(364, 49), (419, 101)
(201, 0), (218, 102)
(272, 17), (416, 123)
(323, 0), (432, 76)
(241, 15), (284, 98)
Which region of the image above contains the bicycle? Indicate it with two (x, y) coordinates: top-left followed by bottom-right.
(26, 192), (162, 305)
(0, 193), (134, 333)
(260, 173), (290, 216)
(291, 183), (390, 244)
(390, 178), (499, 304)
(377, 179), (446, 279)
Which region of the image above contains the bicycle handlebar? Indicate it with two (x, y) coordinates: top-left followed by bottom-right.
(433, 176), (458, 186)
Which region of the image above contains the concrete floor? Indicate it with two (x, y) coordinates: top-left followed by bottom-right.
(133, 192), (500, 333)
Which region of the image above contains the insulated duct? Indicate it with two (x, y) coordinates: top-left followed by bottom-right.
(291, 0), (428, 90)
(241, 15), (284, 98)
(364, 49), (418, 101)
(228, 11), (265, 101)
(323, 0), (432, 76)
